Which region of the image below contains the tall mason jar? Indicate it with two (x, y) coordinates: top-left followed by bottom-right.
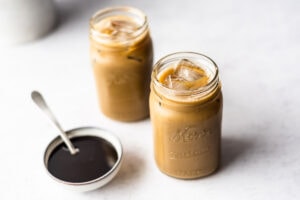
(89, 7), (153, 121)
(150, 52), (223, 179)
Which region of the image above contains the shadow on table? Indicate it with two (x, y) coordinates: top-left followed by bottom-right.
(89, 148), (145, 193)
(220, 135), (256, 171)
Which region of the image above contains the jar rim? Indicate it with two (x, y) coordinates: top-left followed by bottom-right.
(152, 52), (220, 100)
(89, 6), (148, 45)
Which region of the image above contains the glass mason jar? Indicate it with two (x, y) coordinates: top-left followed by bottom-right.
(150, 52), (223, 179)
(89, 6), (153, 121)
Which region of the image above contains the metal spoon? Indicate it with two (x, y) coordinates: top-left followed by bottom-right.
(31, 91), (79, 155)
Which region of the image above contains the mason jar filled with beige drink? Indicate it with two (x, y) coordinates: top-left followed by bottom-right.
(89, 6), (153, 121)
(150, 52), (223, 179)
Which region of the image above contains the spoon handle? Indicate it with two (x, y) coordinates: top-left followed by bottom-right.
(31, 91), (78, 155)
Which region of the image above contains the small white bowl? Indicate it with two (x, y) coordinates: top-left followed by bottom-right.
(44, 127), (123, 192)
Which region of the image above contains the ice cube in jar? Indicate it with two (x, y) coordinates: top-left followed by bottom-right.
(89, 7), (153, 122)
(150, 52), (222, 179)
(95, 16), (140, 41)
(159, 59), (209, 90)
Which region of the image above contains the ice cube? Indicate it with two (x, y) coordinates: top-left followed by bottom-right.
(161, 59), (209, 90)
(174, 59), (205, 81)
(163, 74), (188, 90)
(111, 20), (138, 34)
(99, 19), (138, 40)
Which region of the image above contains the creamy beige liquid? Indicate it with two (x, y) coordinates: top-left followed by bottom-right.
(90, 15), (153, 121)
(150, 59), (222, 179)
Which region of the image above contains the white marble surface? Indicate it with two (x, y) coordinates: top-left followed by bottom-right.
(1, 0), (300, 199)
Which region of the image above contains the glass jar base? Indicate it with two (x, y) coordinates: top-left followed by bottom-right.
(155, 163), (219, 180)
